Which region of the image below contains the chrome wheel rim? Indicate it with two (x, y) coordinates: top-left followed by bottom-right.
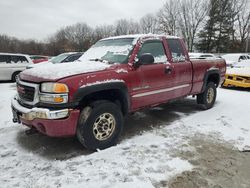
(93, 113), (116, 141)
(207, 88), (214, 104)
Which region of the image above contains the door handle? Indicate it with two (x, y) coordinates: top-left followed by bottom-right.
(165, 66), (172, 74)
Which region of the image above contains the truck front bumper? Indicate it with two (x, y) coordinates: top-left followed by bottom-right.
(11, 96), (80, 137)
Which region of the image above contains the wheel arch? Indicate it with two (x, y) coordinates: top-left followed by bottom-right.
(73, 82), (130, 115)
(201, 69), (220, 93)
(12, 71), (22, 82)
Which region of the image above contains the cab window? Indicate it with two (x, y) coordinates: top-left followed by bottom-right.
(138, 40), (167, 64)
(166, 39), (186, 62)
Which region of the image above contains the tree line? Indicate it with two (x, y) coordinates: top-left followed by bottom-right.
(0, 0), (249, 56)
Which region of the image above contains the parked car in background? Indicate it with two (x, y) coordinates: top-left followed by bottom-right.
(27, 52), (84, 69)
(0, 53), (32, 81)
(189, 53), (217, 60)
(30, 55), (48, 64)
(221, 54), (250, 67)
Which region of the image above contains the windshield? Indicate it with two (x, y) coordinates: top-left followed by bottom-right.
(79, 38), (135, 64)
(50, 53), (71, 64)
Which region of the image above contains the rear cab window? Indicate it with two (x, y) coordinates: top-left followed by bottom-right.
(166, 39), (186, 63)
(138, 40), (168, 64)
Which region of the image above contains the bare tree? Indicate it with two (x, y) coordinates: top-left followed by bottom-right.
(178, 0), (208, 51)
(115, 19), (140, 35)
(94, 25), (115, 41)
(140, 13), (159, 34)
(63, 23), (93, 51)
(157, 0), (181, 35)
(236, 0), (250, 50)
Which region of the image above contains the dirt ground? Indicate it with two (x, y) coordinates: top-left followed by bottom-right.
(165, 135), (250, 188)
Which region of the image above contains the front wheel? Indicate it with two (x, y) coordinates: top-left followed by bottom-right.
(76, 101), (124, 150)
(197, 82), (217, 110)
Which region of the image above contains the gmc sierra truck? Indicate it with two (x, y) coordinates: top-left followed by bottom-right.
(11, 34), (226, 150)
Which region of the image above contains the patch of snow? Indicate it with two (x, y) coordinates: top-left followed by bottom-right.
(226, 67), (250, 76)
(154, 55), (168, 63)
(23, 61), (111, 80)
(102, 34), (179, 44)
(115, 69), (128, 74)
(80, 45), (133, 62)
(0, 83), (16, 128)
(183, 88), (250, 151)
(80, 79), (124, 88)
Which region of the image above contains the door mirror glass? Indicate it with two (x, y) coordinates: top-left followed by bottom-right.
(135, 53), (154, 67)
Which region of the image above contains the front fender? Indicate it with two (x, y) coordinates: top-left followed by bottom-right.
(73, 81), (130, 114)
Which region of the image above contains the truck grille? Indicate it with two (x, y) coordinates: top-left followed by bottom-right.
(17, 83), (35, 102)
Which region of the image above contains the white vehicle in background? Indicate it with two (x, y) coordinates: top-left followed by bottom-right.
(26, 52), (84, 69)
(221, 53), (250, 67)
(189, 53), (217, 60)
(0, 53), (33, 81)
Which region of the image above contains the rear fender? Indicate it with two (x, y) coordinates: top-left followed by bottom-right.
(201, 69), (220, 93)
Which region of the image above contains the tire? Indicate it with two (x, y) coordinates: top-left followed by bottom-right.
(197, 82), (217, 110)
(76, 101), (124, 150)
(12, 72), (21, 82)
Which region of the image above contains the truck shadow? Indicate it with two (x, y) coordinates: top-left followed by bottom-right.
(16, 98), (200, 160)
(122, 98), (200, 140)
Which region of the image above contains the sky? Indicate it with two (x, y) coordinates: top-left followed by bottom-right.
(0, 0), (165, 41)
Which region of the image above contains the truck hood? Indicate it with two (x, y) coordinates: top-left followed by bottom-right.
(20, 61), (111, 82)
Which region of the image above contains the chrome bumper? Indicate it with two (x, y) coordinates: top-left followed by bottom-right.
(11, 96), (69, 121)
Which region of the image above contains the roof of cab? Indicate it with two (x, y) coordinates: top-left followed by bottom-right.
(101, 34), (180, 41)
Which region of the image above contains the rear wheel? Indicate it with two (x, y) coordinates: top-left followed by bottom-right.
(76, 101), (124, 150)
(197, 82), (217, 110)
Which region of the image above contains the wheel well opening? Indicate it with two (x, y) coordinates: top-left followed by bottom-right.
(12, 71), (21, 81)
(79, 89), (129, 115)
(207, 74), (220, 87)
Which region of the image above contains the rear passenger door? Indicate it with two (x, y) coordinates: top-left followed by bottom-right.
(164, 39), (192, 96)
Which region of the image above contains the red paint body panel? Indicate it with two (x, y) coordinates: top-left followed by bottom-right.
(17, 35), (226, 137)
(190, 59), (226, 94)
(21, 110), (80, 137)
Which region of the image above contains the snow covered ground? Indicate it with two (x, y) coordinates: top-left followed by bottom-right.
(0, 83), (249, 187)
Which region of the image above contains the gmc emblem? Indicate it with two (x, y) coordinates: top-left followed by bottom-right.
(17, 85), (25, 94)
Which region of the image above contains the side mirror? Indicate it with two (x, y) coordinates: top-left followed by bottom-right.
(134, 53), (154, 68)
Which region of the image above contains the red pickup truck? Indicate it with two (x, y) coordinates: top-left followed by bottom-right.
(12, 34), (226, 150)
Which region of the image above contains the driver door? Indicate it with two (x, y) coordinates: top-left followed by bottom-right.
(131, 40), (176, 109)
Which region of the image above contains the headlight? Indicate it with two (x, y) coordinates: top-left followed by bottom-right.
(41, 83), (69, 93)
(40, 83), (69, 104)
